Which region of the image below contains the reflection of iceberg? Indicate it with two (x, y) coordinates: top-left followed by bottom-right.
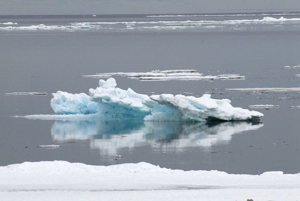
(26, 78), (263, 122)
(51, 120), (263, 156)
(51, 121), (98, 141)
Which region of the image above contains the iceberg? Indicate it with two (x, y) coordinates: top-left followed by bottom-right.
(25, 78), (263, 122)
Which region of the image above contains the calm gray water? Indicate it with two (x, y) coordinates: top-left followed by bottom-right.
(0, 13), (300, 174)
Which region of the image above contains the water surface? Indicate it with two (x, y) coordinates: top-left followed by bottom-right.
(1, 13), (300, 174)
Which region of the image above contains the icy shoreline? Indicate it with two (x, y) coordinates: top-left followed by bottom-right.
(0, 161), (299, 201)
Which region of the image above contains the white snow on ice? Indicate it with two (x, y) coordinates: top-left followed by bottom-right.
(21, 78), (263, 122)
(0, 161), (299, 201)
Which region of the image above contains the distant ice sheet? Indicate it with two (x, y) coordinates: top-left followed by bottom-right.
(0, 161), (299, 201)
(83, 70), (245, 81)
(147, 13), (300, 18)
(0, 24), (91, 31)
(5, 92), (47, 96)
(227, 87), (300, 92)
(1, 16), (300, 32)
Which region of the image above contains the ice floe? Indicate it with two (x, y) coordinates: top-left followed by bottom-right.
(1, 16), (300, 32)
(249, 105), (280, 109)
(83, 70), (245, 81)
(147, 13), (300, 18)
(0, 24), (91, 31)
(227, 87), (300, 92)
(21, 78), (263, 122)
(51, 121), (263, 156)
(284, 64), (300, 69)
(289, 106), (300, 109)
(38, 145), (60, 149)
(0, 161), (299, 201)
(5, 92), (48, 96)
(0, 22), (17, 25)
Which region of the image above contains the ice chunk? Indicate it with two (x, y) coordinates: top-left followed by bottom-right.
(51, 91), (97, 115)
(99, 77), (117, 88)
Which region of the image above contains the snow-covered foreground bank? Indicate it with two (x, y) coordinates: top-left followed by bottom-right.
(0, 161), (299, 201)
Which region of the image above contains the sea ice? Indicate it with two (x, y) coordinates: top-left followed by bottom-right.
(24, 78), (263, 122)
(2, 16), (300, 32)
(38, 145), (60, 149)
(0, 22), (17, 25)
(227, 87), (300, 92)
(284, 64), (300, 69)
(83, 69), (245, 81)
(5, 92), (48, 96)
(0, 161), (299, 201)
(249, 105), (280, 109)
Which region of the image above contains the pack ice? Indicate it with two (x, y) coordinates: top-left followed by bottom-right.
(49, 78), (263, 122)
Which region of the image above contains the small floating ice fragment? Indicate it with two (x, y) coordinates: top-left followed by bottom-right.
(38, 145), (60, 149)
(249, 105), (280, 109)
(284, 64), (300, 69)
(112, 155), (122, 160)
(5, 92), (48, 96)
(227, 87), (300, 92)
(1, 22), (18, 25)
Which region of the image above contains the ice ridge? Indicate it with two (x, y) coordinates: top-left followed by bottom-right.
(48, 78), (263, 122)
